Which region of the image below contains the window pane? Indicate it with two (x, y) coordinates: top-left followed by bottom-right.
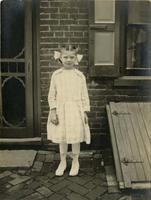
(127, 26), (151, 69)
(2, 76), (26, 127)
(95, 32), (114, 65)
(1, 0), (25, 58)
(95, 0), (115, 23)
(128, 0), (151, 24)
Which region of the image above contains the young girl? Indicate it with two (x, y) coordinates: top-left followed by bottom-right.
(47, 45), (91, 176)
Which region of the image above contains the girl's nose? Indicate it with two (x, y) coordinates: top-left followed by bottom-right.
(67, 57), (71, 61)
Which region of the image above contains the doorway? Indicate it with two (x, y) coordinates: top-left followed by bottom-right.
(0, 0), (35, 138)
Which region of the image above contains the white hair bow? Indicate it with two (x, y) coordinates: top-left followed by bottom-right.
(54, 51), (83, 65)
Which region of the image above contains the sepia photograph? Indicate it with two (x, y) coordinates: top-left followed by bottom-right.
(0, 0), (151, 199)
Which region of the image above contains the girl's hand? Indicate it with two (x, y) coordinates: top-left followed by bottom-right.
(84, 112), (88, 124)
(50, 109), (59, 125)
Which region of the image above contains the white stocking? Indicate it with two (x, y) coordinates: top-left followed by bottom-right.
(59, 143), (68, 154)
(69, 143), (80, 176)
(55, 143), (68, 176)
(72, 143), (80, 154)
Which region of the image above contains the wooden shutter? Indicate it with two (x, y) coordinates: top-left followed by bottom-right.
(89, 0), (120, 77)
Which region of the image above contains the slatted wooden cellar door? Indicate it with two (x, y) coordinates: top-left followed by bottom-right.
(107, 102), (151, 189)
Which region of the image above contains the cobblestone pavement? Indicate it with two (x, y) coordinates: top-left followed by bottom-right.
(0, 150), (150, 200)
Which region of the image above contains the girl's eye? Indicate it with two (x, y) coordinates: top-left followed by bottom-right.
(63, 56), (68, 59)
(70, 56), (75, 59)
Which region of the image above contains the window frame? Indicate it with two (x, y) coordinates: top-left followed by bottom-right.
(120, 0), (151, 76)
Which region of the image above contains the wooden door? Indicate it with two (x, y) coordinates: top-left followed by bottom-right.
(0, 0), (33, 138)
(107, 102), (151, 189)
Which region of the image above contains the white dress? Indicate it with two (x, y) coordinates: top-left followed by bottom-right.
(47, 67), (91, 144)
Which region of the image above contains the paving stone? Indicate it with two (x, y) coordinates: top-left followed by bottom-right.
(68, 182), (89, 195)
(26, 180), (41, 190)
(8, 175), (31, 185)
(36, 186), (53, 197)
(0, 171), (12, 179)
(5, 183), (12, 189)
(32, 161), (43, 172)
(36, 154), (46, 162)
(67, 192), (89, 200)
(47, 172), (55, 179)
(51, 179), (71, 192)
(67, 176), (91, 185)
(36, 175), (50, 184)
(0, 175), (13, 184)
(86, 186), (107, 200)
(10, 173), (19, 178)
(21, 192), (43, 200)
(38, 150), (50, 155)
(10, 188), (34, 199)
(18, 170), (27, 175)
(54, 153), (60, 161)
(42, 181), (53, 188)
(100, 193), (122, 200)
(118, 196), (132, 200)
(84, 181), (96, 190)
(0, 182), (12, 192)
(45, 153), (55, 163)
(41, 162), (51, 175)
(47, 193), (63, 200)
(58, 187), (72, 196)
(49, 177), (63, 184)
(0, 194), (16, 200)
(7, 182), (25, 193)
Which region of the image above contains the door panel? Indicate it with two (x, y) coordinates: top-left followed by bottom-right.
(0, 0), (33, 138)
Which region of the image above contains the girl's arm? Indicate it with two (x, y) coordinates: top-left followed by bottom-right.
(48, 73), (59, 125)
(81, 75), (90, 112)
(48, 73), (57, 110)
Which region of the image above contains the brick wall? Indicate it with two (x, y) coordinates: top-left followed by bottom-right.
(39, 0), (151, 149)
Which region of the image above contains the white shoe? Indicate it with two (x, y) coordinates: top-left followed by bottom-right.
(69, 155), (79, 176)
(55, 154), (67, 176)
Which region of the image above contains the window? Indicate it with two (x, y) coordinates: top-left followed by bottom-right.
(89, 0), (120, 77)
(89, 0), (151, 77)
(126, 0), (151, 75)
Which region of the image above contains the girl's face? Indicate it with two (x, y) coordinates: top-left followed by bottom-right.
(60, 51), (77, 69)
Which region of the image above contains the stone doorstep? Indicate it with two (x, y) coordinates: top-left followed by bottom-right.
(0, 138), (42, 146)
(0, 150), (37, 169)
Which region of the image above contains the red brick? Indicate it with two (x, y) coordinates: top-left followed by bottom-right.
(60, 19), (77, 25)
(41, 37), (69, 43)
(70, 25), (88, 31)
(60, 8), (78, 13)
(40, 2), (49, 8)
(50, 26), (68, 31)
(51, 13), (68, 19)
(40, 8), (58, 13)
(40, 32), (54, 37)
(40, 19), (59, 25)
(40, 13), (50, 19)
(40, 26), (49, 31)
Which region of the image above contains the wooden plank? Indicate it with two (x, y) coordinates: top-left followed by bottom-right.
(122, 103), (146, 182)
(127, 103), (151, 182)
(117, 103), (138, 182)
(139, 103), (151, 141)
(106, 105), (124, 188)
(133, 103), (151, 180)
(110, 102), (131, 188)
(131, 182), (151, 190)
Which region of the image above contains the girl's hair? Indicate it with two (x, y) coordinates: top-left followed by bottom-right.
(59, 44), (79, 54)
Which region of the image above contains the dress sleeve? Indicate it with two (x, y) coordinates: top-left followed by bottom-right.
(81, 75), (90, 112)
(48, 73), (57, 110)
